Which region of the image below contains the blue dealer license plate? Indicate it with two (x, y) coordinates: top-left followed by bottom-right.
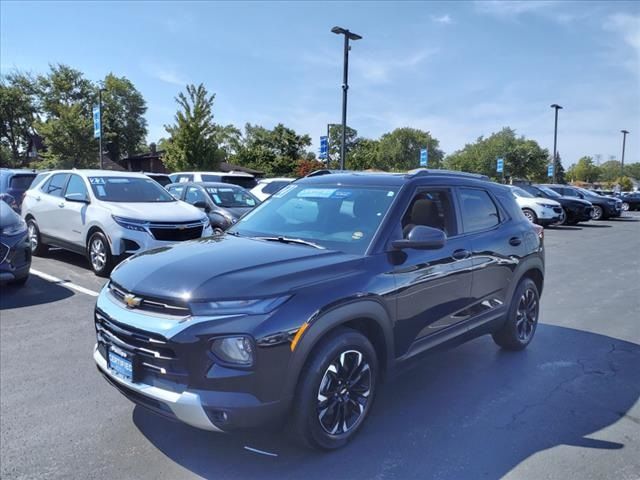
(108, 347), (133, 381)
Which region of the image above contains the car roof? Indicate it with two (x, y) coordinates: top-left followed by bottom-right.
(43, 169), (150, 178)
(166, 181), (243, 189)
(172, 171), (254, 178)
(258, 177), (294, 183)
(0, 168), (37, 176)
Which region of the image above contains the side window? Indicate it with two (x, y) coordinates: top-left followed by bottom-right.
(562, 188), (578, 197)
(459, 188), (500, 233)
(263, 181), (288, 195)
(44, 173), (70, 198)
(185, 186), (207, 205)
(64, 174), (88, 199)
(402, 189), (457, 237)
(167, 185), (184, 199)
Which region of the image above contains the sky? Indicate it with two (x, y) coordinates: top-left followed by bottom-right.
(1, 0), (639, 166)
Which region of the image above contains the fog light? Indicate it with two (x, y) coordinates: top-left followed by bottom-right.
(211, 336), (254, 366)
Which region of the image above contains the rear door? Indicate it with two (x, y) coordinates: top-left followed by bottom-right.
(458, 187), (524, 317)
(37, 173), (70, 237)
(60, 174), (90, 247)
(391, 187), (474, 355)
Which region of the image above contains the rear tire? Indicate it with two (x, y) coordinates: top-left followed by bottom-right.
(291, 328), (378, 450)
(492, 278), (540, 351)
(27, 219), (48, 256)
(87, 231), (114, 277)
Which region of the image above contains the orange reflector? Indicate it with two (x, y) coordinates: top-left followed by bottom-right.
(290, 322), (310, 351)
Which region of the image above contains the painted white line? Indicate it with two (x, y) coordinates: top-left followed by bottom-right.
(243, 446), (279, 457)
(30, 269), (100, 297)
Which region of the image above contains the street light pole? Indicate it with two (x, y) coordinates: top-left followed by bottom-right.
(550, 104), (563, 184)
(620, 130), (629, 176)
(332, 26), (362, 170)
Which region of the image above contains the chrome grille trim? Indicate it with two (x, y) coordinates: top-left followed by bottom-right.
(108, 282), (190, 316)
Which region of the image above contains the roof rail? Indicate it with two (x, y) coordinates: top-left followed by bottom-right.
(407, 168), (490, 181)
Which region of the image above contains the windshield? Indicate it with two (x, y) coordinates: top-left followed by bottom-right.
(88, 176), (175, 202)
(538, 186), (561, 198)
(576, 187), (601, 198)
(229, 184), (400, 254)
(205, 186), (258, 208)
(511, 186), (534, 198)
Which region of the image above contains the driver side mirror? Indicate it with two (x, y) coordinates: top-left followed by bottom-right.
(65, 192), (89, 203)
(193, 201), (211, 213)
(392, 225), (446, 250)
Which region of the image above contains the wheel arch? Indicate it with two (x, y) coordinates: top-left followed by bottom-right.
(283, 299), (394, 401)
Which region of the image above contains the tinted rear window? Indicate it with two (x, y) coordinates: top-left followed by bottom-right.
(222, 176), (257, 189)
(263, 181), (290, 194)
(9, 174), (36, 190)
(459, 188), (500, 233)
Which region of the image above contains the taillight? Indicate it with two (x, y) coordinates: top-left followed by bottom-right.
(532, 224), (544, 241)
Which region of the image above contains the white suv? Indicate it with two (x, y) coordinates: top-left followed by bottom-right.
(22, 170), (212, 276)
(169, 171), (257, 190)
(508, 185), (563, 226)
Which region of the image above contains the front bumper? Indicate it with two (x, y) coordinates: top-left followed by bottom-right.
(108, 224), (213, 256)
(0, 232), (31, 282)
(537, 206), (562, 225)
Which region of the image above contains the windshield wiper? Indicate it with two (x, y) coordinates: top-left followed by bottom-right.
(253, 236), (325, 250)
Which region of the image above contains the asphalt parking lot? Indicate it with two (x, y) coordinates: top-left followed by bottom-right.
(1, 213), (639, 480)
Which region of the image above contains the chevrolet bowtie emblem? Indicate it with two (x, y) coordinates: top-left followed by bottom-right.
(123, 293), (142, 308)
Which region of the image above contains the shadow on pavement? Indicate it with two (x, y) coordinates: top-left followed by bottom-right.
(580, 223), (612, 228)
(44, 248), (93, 271)
(546, 225), (582, 231)
(133, 324), (640, 480)
(0, 275), (74, 309)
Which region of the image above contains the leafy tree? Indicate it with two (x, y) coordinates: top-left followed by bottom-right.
(445, 127), (547, 181)
(35, 64), (98, 169)
(598, 160), (623, 183)
(566, 156), (601, 183)
(163, 83), (226, 172)
(377, 127), (444, 171)
(295, 158), (325, 177)
(0, 72), (38, 167)
(552, 152), (566, 183)
(347, 138), (381, 171)
(615, 176), (633, 192)
(623, 162), (640, 180)
(328, 125), (358, 166)
(101, 73), (147, 161)
(232, 123), (312, 177)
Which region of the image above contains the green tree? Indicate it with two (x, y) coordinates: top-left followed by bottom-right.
(0, 72), (38, 167)
(377, 127), (444, 171)
(232, 123), (312, 177)
(347, 138), (381, 171)
(328, 125), (358, 166)
(567, 156), (601, 183)
(163, 83), (226, 172)
(101, 73), (148, 161)
(552, 152), (566, 183)
(615, 176), (633, 192)
(35, 64), (98, 168)
(623, 162), (640, 180)
(598, 160), (623, 183)
(445, 127), (548, 181)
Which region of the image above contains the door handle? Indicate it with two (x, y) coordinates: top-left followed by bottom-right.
(509, 237), (522, 246)
(58, 202), (65, 208)
(452, 249), (471, 260)
(35, 196), (41, 201)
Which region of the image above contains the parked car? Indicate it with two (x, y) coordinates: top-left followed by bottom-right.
(95, 170), (544, 450)
(143, 172), (172, 187)
(620, 191), (640, 211)
(0, 168), (37, 212)
(542, 184), (622, 220)
(0, 201), (31, 286)
(170, 171), (258, 189)
(518, 184), (593, 225)
(166, 182), (260, 234)
(507, 185), (562, 226)
(250, 177), (295, 201)
(22, 170), (212, 276)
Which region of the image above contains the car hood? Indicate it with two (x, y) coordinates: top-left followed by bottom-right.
(110, 235), (361, 302)
(104, 200), (206, 223)
(558, 196), (592, 207)
(515, 197), (560, 208)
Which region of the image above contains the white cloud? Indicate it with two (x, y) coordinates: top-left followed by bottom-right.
(353, 48), (439, 84)
(147, 66), (188, 86)
(431, 14), (452, 25)
(604, 13), (640, 52)
(475, 1), (557, 18)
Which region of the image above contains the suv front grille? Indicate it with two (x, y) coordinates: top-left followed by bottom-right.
(108, 282), (190, 317)
(0, 243), (8, 264)
(148, 220), (203, 241)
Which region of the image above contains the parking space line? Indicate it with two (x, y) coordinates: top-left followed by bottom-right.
(30, 269), (100, 297)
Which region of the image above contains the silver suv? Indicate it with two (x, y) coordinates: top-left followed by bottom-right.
(22, 170), (212, 275)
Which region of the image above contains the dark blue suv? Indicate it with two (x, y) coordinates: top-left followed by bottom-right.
(0, 169), (37, 212)
(94, 170), (544, 449)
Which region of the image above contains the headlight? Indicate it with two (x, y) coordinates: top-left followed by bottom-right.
(112, 215), (148, 232)
(538, 203), (556, 208)
(211, 336), (254, 366)
(190, 295), (291, 316)
(1, 218), (27, 236)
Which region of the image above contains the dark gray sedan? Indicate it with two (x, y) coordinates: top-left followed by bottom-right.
(0, 201), (31, 285)
(166, 182), (261, 234)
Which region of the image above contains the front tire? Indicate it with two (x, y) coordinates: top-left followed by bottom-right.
(621, 202), (629, 212)
(522, 208), (538, 224)
(87, 231), (114, 277)
(292, 328), (378, 450)
(27, 219), (48, 256)
(492, 278), (540, 351)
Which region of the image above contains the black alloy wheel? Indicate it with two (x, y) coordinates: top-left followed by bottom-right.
(492, 277), (540, 351)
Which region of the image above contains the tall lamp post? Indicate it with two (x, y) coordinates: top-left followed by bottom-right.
(620, 129), (629, 176)
(331, 26), (362, 170)
(550, 104), (563, 184)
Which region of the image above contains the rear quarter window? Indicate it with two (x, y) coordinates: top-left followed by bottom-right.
(9, 174), (37, 190)
(459, 188), (500, 233)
